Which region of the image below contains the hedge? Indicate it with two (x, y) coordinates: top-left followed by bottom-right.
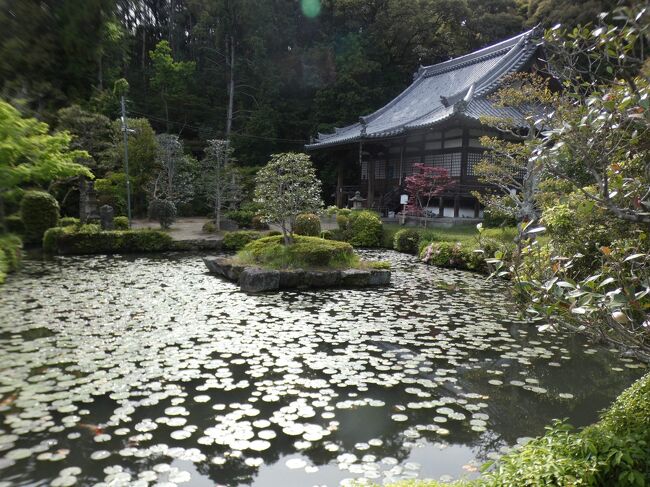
(0, 235), (22, 284)
(43, 226), (173, 255)
(21, 191), (60, 244)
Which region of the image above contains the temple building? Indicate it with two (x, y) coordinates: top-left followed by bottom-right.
(306, 28), (544, 219)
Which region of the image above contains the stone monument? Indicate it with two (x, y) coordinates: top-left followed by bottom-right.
(99, 205), (114, 230)
(79, 178), (100, 223)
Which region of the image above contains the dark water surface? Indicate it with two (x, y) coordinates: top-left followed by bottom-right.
(0, 251), (645, 487)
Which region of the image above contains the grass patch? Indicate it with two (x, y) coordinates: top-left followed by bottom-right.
(235, 235), (359, 270)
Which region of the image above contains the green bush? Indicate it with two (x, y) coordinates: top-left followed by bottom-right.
(43, 226), (173, 255)
(2, 188), (25, 216)
(95, 172), (127, 215)
(20, 191), (60, 244)
(321, 230), (334, 240)
(202, 221), (217, 233)
(294, 213), (321, 236)
(222, 230), (263, 251)
(483, 207), (517, 228)
(348, 210), (383, 247)
(336, 214), (349, 230)
(420, 241), (485, 271)
(268, 230), (282, 237)
(113, 216), (129, 230)
(238, 235), (356, 269)
(148, 199), (176, 229)
(58, 217), (80, 227)
(5, 214), (24, 234)
(0, 235), (22, 284)
(226, 209), (255, 228)
(337, 208), (351, 217)
(393, 228), (421, 254)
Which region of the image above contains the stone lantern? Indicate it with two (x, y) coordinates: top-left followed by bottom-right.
(349, 191), (366, 210)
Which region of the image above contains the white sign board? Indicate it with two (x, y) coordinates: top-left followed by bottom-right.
(400, 194), (409, 205)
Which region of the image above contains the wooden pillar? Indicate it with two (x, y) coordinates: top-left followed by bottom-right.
(474, 199), (480, 218)
(453, 194), (460, 218)
(367, 159), (375, 209)
(438, 196), (444, 217)
(336, 159), (344, 208)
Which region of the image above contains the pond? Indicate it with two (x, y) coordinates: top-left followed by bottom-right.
(0, 250), (645, 487)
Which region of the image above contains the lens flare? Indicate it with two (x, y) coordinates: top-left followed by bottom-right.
(301, 0), (321, 18)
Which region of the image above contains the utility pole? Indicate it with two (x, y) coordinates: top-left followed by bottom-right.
(120, 94), (133, 227)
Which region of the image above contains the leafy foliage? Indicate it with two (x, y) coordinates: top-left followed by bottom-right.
(20, 191), (60, 244)
(347, 210), (383, 247)
(293, 213), (321, 237)
(149, 133), (196, 205)
(113, 216), (128, 230)
(222, 231), (263, 251)
(393, 229), (421, 255)
(237, 235), (356, 269)
(405, 163), (454, 225)
(147, 199), (177, 230)
(254, 152), (323, 244)
(43, 226), (173, 255)
(0, 234), (22, 284)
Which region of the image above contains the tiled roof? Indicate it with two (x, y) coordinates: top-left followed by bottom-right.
(307, 28), (542, 150)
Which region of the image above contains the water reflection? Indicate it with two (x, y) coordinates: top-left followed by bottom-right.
(0, 251), (645, 486)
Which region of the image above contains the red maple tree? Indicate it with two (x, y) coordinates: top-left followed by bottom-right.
(404, 163), (454, 226)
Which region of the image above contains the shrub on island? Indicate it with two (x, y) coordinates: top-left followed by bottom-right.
(43, 225), (173, 255)
(222, 230), (263, 251)
(293, 213), (321, 236)
(419, 241), (486, 272)
(237, 235), (356, 269)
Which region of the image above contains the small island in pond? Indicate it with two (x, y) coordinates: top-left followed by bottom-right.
(204, 235), (391, 292)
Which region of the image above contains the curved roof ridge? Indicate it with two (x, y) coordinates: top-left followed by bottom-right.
(420, 27), (538, 78)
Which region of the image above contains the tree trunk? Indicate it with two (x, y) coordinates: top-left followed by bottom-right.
(225, 36), (235, 164)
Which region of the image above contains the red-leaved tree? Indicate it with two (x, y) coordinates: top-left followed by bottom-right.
(405, 163), (454, 226)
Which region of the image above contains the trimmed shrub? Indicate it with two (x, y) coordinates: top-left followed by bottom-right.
(348, 210), (383, 247)
(226, 209), (255, 228)
(222, 230), (263, 251)
(20, 191), (60, 244)
(268, 230), (282, 237)
(202, 221), (217, 233)
(5, 214), (24, 234)
(148, 199), (176, 229)
(113, 216), (129, 230)
(336, 214), (349, 231)
(0, 235), (22, 284)
(420, 241), (485, 272)
(43, 226), (173, 255)
(294, 213), (321, 236)
(393, 228), (421, 254)
(58, 217), (80, 227)
(239, 235), (355, 269)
